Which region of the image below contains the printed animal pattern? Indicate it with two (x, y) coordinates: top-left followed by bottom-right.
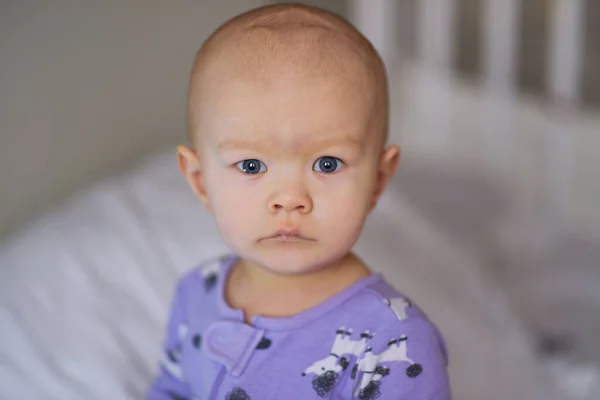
(162, 323), (188, 380)
(302, 297), (422, 399)
(198, 256), (227, 292)
(225, 387), (251, 400)
(302, 327), (373, 397)
(384, 297), (411, 321)
(353, 335), (423, 399)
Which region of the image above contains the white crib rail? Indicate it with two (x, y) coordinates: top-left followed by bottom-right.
(349, 0), (398, 63)
(413, 0), (455, 151)
(481, 0), (519, 170)
(546, 0), (586, 228)
(350, 0), (588, 231)
(548, 0), (586, 106)
(416, 0), (455, 72)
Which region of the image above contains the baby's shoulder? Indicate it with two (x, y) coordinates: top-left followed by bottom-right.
(172, 254), (234, 306)
(177, 253), (232, 287)
(345, 277), (429, 327)
(333, 277), (448, 359)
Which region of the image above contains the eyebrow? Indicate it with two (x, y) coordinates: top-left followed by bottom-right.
(216, 134), (364, 153)
(216, 138), (265, 152)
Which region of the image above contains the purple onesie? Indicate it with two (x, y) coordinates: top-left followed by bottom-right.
(147, 255), (451, 399)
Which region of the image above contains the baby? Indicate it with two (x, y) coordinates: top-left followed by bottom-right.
(148, 4), (450, 399)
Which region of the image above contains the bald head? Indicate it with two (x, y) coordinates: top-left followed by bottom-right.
(187, 3), (388, 146)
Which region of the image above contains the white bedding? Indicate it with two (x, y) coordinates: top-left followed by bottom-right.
(0, 150), (576, 399)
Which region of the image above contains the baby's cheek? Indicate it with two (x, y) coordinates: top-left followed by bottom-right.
(323, 178), (370, 211)
(215, 195), (249, 224)
(206, 189), (242, 234)
(317, 190), (368, 232)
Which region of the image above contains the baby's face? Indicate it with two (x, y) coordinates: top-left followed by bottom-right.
(184, 74), (396, 275)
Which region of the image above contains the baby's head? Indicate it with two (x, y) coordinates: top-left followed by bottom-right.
(179, 4), (399, 275)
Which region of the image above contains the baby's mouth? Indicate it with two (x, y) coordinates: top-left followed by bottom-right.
(261, 229), (315, 242)
(269, 234), (304, 242)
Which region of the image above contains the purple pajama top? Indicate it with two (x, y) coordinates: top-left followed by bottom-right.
(147, 255), (451, 399)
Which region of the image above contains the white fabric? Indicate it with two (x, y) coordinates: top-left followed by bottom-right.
(0, 150), (562, 399)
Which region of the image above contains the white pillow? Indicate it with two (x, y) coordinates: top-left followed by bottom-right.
(0, 150), (548, 399)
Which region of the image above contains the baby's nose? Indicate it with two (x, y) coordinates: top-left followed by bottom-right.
(268, 187), (313, 214)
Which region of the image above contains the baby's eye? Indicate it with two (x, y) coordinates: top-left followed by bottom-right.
(236, 159), (267, 175)
(313, 156), (343, 174)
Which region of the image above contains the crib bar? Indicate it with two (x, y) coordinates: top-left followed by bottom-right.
(411, 0), (456, 152)
(548, 0), (585, 104)
(481, 0), (520, 170)
(417, 0), (455, 71)
(482, 0), (519, 92)
(546, 0), (585, 224)
(349, 0), (396, 62)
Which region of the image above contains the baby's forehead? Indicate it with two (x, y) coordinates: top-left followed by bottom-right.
(204, 77), (373, 151)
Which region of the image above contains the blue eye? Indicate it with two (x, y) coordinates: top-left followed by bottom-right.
(236, 159), (267, 175)
(313, 156), (343, 174)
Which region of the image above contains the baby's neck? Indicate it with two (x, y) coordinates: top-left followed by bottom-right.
(225, 252), (371, 324)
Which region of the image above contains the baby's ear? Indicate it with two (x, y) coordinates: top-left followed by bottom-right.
(177, 145), (211, 212)
(370, 145), (400, 211)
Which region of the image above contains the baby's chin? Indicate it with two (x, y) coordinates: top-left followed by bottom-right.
(237, 244), (350, 276)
